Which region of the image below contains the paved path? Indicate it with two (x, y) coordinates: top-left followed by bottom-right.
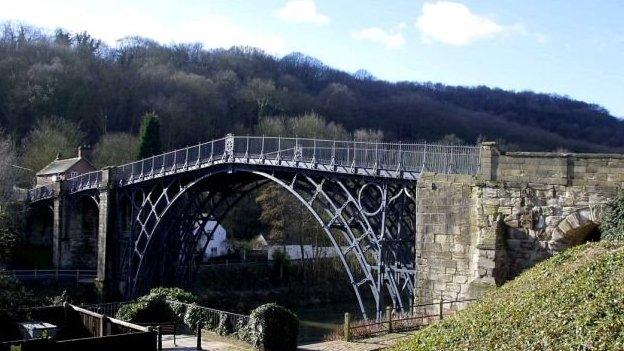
(162, 330), (412, 351)
(162, 333), (251, 351)
(298, 332), (412, 351)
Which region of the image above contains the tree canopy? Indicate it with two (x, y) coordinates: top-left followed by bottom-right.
(1, 23), (623, 156)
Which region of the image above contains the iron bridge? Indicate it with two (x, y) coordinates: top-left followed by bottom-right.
(29, 134), (481, 319)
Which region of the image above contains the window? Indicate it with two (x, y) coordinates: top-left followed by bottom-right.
(69, 171), (78, 178)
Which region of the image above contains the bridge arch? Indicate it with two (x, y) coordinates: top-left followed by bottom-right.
(549, 207), (603, 252)
(122, 165), (417, 319)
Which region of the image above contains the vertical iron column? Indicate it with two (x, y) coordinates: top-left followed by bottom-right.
(52, 181), (66, 269)
(96, 167), (114, 299)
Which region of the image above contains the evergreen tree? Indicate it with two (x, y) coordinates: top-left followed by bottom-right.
(138, 112), (162, 158)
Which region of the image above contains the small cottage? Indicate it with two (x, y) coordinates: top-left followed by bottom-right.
(195, 221), (234, 260)
(35, 146), (96, 186)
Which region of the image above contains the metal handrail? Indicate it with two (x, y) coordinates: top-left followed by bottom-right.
(166, 300), (250, 330)
(27, 184), (55, 202)
(344, 298), (477, 340)
(67, 170), (103, 193)
(31, 134), (482, 197)
(4, 269), (97, 281)
(114, 135), (481, 186)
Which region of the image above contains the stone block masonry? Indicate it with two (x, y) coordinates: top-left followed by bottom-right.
(41, 139), (624, 311)
(414, 144), (624, 307)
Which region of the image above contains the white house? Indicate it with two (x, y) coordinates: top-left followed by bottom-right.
(246, 233), (344, 261)
(267, 245), (345, 261)
(195, 221), (234, 260)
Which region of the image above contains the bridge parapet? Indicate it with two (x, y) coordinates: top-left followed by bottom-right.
(27, 170), (103, 202)
(27, 135), (482, 200)
(68, 170), (103, 193)
(28, 183), (56, 202)
(113, 134), (482, 186)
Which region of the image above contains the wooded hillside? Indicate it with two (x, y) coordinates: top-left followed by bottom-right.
(1, 24), (623, 154)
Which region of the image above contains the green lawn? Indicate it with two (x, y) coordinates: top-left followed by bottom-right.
(394, 241), (624, 351)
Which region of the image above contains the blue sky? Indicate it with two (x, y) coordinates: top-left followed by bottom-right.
(1, 0), (623, 117)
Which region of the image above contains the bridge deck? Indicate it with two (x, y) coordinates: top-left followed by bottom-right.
(28, 135), (481, 202)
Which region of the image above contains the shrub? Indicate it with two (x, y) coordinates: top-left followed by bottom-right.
(0, 274), (31, 318)
(601, 190), (624, 241)
(142, 287), (197, 304)
(115, 287), (197, 323)
(215, 312), (234, 336)
(0, 210), (18, 268)
(115, 299), (175, 323)
(246, 303), (299, 351)
(183, 304), (210, 331)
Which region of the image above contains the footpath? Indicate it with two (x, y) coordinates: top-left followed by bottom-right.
(298, 332), (413, 351)
(161, 329), (413, 351)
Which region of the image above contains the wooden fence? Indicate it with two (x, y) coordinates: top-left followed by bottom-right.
(0, 304), (157, 351)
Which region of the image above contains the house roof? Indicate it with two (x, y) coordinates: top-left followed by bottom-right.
(251, 234), (268, 246)
(36, 157), (83, 176)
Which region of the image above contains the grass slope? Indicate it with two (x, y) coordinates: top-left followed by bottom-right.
(394, 241), (624, 351)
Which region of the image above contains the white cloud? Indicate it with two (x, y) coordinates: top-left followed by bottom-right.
(416, 1), (503, 45)
(0, 0), (287, 54)
(172, 15), (286, 54)
(534, 32), (549, 44)
(352, 27), (405, 49)
(276, 0), (329, 25)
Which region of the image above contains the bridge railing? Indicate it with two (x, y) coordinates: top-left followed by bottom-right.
(29, 135), (482, 195)
(67, 170), (103, 193)
(231, 136), (481, 175)
(114, 135), (481, 185)
(27, 184), (56, 202)
(115, 137), (228, 185)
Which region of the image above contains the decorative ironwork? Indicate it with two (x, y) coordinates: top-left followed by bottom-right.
(68, 170), (102, 193)
(113, 135), (480, 187)
(28, 184), (56, 202)
(29, 134), (481, 203)
(27, 134), (482, 320)
(116, 167), (418, 319)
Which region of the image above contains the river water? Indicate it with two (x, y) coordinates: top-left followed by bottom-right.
(295, 302), (361, 344)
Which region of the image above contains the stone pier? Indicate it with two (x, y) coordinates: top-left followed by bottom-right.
(414, 144), (624, 307)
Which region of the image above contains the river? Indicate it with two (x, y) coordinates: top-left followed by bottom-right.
(295, 302), (361, 344)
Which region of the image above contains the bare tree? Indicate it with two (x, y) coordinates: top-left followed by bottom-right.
(93, 132), (139, 168)
(0, 132), (17, 204)
(354, 128), (384, 142)
(21, 117), (85, 174)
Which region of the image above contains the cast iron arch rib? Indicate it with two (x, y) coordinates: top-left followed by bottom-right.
(121, 166), (417, 320)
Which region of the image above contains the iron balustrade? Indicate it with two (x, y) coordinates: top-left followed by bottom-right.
(27, 184), (55, 202)
(115, 137), (227, 186)
(166, 300), (250, 334)
(32, 135), (482, 197)
(67, 170), (103, 193)
(343, 298), (477, 340)
(115, 135), (481, 186)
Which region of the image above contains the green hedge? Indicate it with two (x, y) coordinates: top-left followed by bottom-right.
(116, 288), (300, 350)
(245, 303), (299, 351)
(115, 287), (197, 323)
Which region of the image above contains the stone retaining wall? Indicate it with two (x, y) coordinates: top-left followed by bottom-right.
(415, 144), (624, 305)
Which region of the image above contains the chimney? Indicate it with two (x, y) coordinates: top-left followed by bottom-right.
(78, 145), (93, 161)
